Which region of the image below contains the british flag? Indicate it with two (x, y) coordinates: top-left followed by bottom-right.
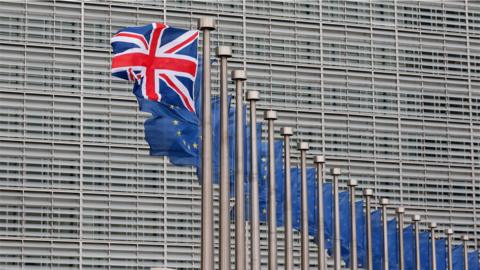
(111, 23), (199, 112)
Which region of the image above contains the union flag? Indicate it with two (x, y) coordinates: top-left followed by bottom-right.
(111, 23), (199, 113)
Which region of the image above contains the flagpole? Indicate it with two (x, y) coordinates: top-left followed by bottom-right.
(247, 90), (260, 270)
(380, 198), (389, 270)
(198, 17), (215, 270)
(265, 110), (278, 270)
(429, 222), (437, 270)
(348, 179), (358, 270)
(232, 69), (247, 270)
(396, 207), (405, 270)
(462, 235), (469, 270)
(331, 168), (342, 270)
(314, 156), (326, 270)
(413, 215), (421, 270)
(216, 45), (232, 270)
(446, 229), (453, 270)
(281, 127), (294, 270)
(363, 189), (373, 270)
(299, 142), (310, 270)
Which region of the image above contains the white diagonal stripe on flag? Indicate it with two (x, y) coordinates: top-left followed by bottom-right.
(156, 30), (198, 55)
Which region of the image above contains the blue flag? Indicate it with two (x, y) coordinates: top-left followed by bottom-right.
(468, 251), (479, 270)
(453, 245), (464, 270)
(141, 98), (199, 166)
(420, 231), (431, 270)
(212, 96), (233, 184)
(436, 238), (447, 270)
(259, 142), (268, 221)
(388, 219), (399, 270)
(306, 168), (317, 237)
(339, 191), (352, 265)
(356, 200), (367, 268)
(338, 193), (367, 268)
(258, 140), (283, 223)
(285, 167), (301, 229)
(323, 182), (334, 253)
(371, 210), (383, 270)
(404, 225), (415, 270)
(289, 167), (321, 238)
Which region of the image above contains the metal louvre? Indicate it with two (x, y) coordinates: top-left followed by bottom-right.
(0, 0), (479, 269)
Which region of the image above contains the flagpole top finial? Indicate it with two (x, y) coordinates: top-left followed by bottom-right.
(363, 189), (373, 196)
(232, 70), (246, 81)
(347, 179), (358, 187)
(198, 17), (215, 30)
(412, 214), (421, 222)
(313, 155), (325, 164)
(429, 222), (437, 229)
(280, 127), (293, 136)
(331, 167), (341, 176)
(298, 142), (309, 151)
(396, 207), (405, 214)
(380, 198), (389, 205)
(462, 235), (469, 241)
(247, 90), (260, 101)
(216, 46), (232, 58)
(264, 110), (277, 120)
(445, 228), (454, 235)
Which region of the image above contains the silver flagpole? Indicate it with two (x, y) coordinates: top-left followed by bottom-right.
(429, 222), (437, 270)
(281, 127), (294, 270)
(363, 189), (374, 270)
(348, 179), (358, 270)
(299, 142), (310, 270)
(462, 235), (469, 270)
(380, 198), (389, 270)
(247, 90), (260, 270)
(446, 229), (453, 270)
(413, 215), (421, 270)
(331, 168), (342, 270)
(314, 156), (326, 270)
(232, 69), (247, 270)
(216, 45), (232, 270)
(265, 110), (278, 270)
(396, 207), (405, 270)
(198, 17), (215, 270)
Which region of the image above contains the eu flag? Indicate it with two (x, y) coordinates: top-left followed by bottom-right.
(404, 225), (415, 270)
(258, 140), (284, 223)
(139, 96), (199, 166)
(436, 238), (447, 270)
(371, 210), (383, 270)
(420, 231), (431, 270)
(453, 245), (463, 270)
(388, 218), (399, 270)
(468, 251), (479, 270)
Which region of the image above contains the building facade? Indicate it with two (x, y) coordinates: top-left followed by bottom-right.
(0, 0), (479, 269)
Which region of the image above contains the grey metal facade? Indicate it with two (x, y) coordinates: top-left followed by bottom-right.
(0, 0), (479, 269)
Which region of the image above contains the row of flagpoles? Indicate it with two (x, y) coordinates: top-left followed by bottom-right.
(197, 18), (478, 270)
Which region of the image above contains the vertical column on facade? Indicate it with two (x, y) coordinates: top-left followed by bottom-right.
(319, 0), (325, 156)
(464, 0), (478, 245)
(392, 0), (404, 202)
(79, 1), (85, 268)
